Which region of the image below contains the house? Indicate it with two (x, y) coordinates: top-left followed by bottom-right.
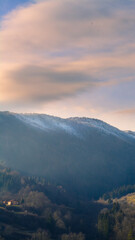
(7, 201), (12, 206)
(3, 200), (19, 206)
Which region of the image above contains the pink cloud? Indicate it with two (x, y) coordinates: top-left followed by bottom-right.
(0, 0), (135, 119)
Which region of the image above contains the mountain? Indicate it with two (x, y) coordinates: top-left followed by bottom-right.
(0, 111), (135, 199)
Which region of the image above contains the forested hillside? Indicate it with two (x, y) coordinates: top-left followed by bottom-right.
(1, 165), (135, 240)
(0, 165), (107, 240)
(1, 111), (135, 200)
(98, 196), (135, 240)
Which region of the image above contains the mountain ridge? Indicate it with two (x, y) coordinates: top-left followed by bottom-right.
(1, 111), (135, 199)
(3, 111), (135, 142)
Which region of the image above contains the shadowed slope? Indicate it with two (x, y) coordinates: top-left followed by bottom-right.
(0, 111), (135, 199)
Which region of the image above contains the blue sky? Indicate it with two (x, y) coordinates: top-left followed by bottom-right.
(1, 0), (135, 130)
(0, 0), (33, 17)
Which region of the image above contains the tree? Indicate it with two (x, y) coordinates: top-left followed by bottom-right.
(25, 191), (50, 209)
(98, 212), (110, 240)
(128, 229), (134, 240)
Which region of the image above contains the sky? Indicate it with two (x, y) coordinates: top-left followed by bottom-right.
(1, 0), (135, 130)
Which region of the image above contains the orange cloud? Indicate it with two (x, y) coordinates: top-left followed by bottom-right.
(116, 108), (135, 115)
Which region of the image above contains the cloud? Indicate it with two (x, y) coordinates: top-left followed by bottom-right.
(116, 108), (135, 115)
(0, 0), (135, 106)
(1, 0), (135, 55)
(0, 64), (95, 103)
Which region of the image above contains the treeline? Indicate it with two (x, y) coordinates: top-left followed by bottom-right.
(97, 202), (135, 240)
(0, 168), (21, 193)
(0, 165), (49, 193)
(102, 185), (135, 200)
(0, 165), (66, 203)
